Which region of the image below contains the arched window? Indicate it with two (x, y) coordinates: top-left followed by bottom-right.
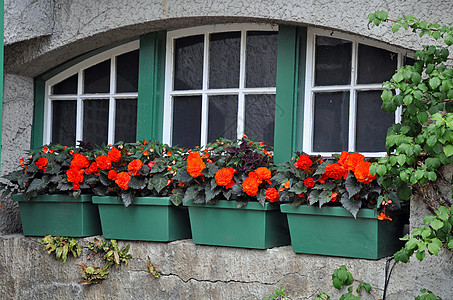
(43, 41), (139, 146)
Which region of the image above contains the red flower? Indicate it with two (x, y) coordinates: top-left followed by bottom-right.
(66, 169), (84, 190)
(108, 170), (118, 180)
(377, 212), (392, 221)
(304, 177), (315, 188)
(115, 172), (130, 190)
(70, 153), (90, 170)
(215, 167), (236, 189)
(127, 159), (143, 176)
(338, 151), (365, 172)
(148, 161), (156, 169)
(187, 152), (206, 178)
(242, 172), (261, 196)
(36, 157), (48, 172)
(96, 155), (111, 170)
(85, 162), (99, 175)
(265, 188), (279, 203)
(294, 154), (313, 169)
(354, 161), (376, 184)
(279, 180), (290, 191)
(108, 147), (121, 163)
(42, 146), (48, 153)
(255, 167), (271, 181)
(330, 192), (338, 202)
(324, 163), (348, 179)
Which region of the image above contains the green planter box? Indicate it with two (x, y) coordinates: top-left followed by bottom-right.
(92, 196), (191, 242)
(185, 199), (290, 249)
(12, 194), (101, 237)
(280, 204), (408, 259)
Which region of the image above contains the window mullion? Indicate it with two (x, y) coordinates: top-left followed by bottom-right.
(76, 70), (83, 145)
(237, 29), (247, 139)
(349, 41), (358, 152)
(200, 33), (210, 146)
(108, 57), (116, 144)
(395, 53), (403, 124)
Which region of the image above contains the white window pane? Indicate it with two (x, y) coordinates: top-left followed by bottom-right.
(52, 100), (77, 146)
(83, 60), (110, 93)
(209, 32), (240, 89)
(315, 36), (352, 86)
(313, 92), (349, 152)
(116, 50), (139, 93)
(357, 44), (397, 84)
(356, 91), (394, 152)
(245, 94), (275, 146)
(83, 99), (109, 146)
(52, 74), (77, 95)
(172, 96), (202, 148)
(208, 95), (238, 142)
(115, 99), (137, 143)
(246, 31), (278, 88)
(174, 35), (204, 90)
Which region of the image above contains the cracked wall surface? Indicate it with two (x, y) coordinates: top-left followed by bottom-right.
(0, 235), (452, 299)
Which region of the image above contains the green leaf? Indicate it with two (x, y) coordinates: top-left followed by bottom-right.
(427, 238), (442, 255)
(394, 248), (410, 263)
(415, 250), (426, 262)
(345, 175), (361, 197)
(392, 24), (401, 33)
(340, 194), (361, 218)
(381, 89), (393, 102)
(445, 33), (453, 46)
(183, 186), (199, 203)
(430, 219), (444, 231)
(375, 10), (388, 21)
(309, 190), (320, 206)
(169, 190), (183, 206)
(128, 176), (147, 190)
(397, 184), (412, 200)
(150, 175), (167, 193)
(376, 164), (387, 176)
(443, 144), (453, 157)
(429, 77), (441, 89)
(318, 191), (332, 207)
(120, 192), (134, 207)
(332, 277), (343, 290)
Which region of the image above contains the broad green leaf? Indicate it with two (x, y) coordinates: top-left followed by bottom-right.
(415, 249), (426, 262)
(429, 77), (441, 89)
(392, 24), (401, 33)
(430, 219), (444, 231)
(345, 175), (361, 197)
(427, 238), (442, 255)
(150, 175), (167, 193)
(394, 248), (410, 263)
(443, 144), (453, 157)
(376, 164), (387, 176)
(340, 194), (361, 218)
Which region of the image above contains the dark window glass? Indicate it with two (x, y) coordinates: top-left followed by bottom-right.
(404, 56), (416, 66)
(315, 36), (352, 86)
(208, 95), (238, 142)
(313, 92), (349, 152)
(84, 60), (110, 93)
(83, 99), (109, 145)
(209, 32), (241, 89)
(172, 96), (202, 148)
(245, 94), (275, 146)
(115, 99), (137, 143)
(52, 101), (77, 146)
(52, 74), (78, 95)
(246, 31), (278, 88)
(356, 91), (394, 152)
(357, 44), (397, 84)
(116, 50), (139, 93)
(174, 35), (204, 90)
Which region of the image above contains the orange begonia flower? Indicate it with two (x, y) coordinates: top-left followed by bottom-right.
(255, 167), (271, 181)
(127, 159), (143, 176)
(279, 180), (290, 192)
(304, 177), (315, 187)
(215, 167), (236, 188)
(242, 172), (261, 196)
(70, 153), (90, 170)
(108, 147), (121, 163)
(324, 163), (348, 180)
(96, 155), (111, 170)
(187, 152), (206, 178)
(377, 212), (392, 221)
(115, 172), (130, 190)
(108, 170), (118, 180)
(36, 157), (48, 172)
(354, 161), (376, 184)
(294, 154), (313, 169)
(330, 192), (338, 202)
(265, 188), (279, 203)
(338, 151), (365, 172)
(42, 146), (48, 153)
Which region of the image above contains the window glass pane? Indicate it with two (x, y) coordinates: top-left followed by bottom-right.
(315, 36), (352, 86)
(404, 56), (415, 66)
(52, 74), (78, 95)
(174, 35), (204, 90)
(246, 31), (278, 88)
(209, 32), (240, 89)
(172, 96), (202, 148)
(356, 91), (394, 152)
(84, 60), (110, 93)
(83, 99), (109, 145)
(357, 44), (397, 84)
(115, 99), (137, 143)
(313, 92), (349, 152)
(52, 100), (76, 146)
(116, 50), (139, 93)
(208, 95), (238, 142)
(245, 94), (275, 146)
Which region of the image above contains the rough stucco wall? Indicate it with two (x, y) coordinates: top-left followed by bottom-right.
(4, 0), (54, 45)
(0, 235), (452, 299)
(0, 74), (34, 233)
(4, 0), (453, 77)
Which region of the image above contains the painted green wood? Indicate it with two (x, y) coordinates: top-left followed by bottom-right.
(12, 194), (101, 237)
(92, 196), (191, 242)
(185, 199), (290, 249)
(295, 28), (307, 152)
(280, 204), (407, 259)
(274, 26), (300, 164)
(137, 31), (166, 141)
(31, 79), (45, 149)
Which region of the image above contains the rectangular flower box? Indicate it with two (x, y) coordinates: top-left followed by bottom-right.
(12, 194), (101, 237)
(280, 204), (408, 259)
(185, 199), (290, 249)
(92, 196), (191, 242)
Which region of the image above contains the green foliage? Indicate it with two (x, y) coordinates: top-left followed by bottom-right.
(415, 289), (442, 300)
(146, 256), (161, 278)
(262, 287), (287, 300)
(394, 205), (453, 263)
(78, 262), (109, 285)
(368, 12), (453, 201)
(40, 235), (81, 264)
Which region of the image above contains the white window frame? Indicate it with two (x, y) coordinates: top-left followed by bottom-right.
(43, 40), (140, 145)
(303, 28), (411, 157)
(163, 23), (278, 146)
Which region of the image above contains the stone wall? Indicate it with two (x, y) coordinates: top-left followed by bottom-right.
(0, 234), (452, 299)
